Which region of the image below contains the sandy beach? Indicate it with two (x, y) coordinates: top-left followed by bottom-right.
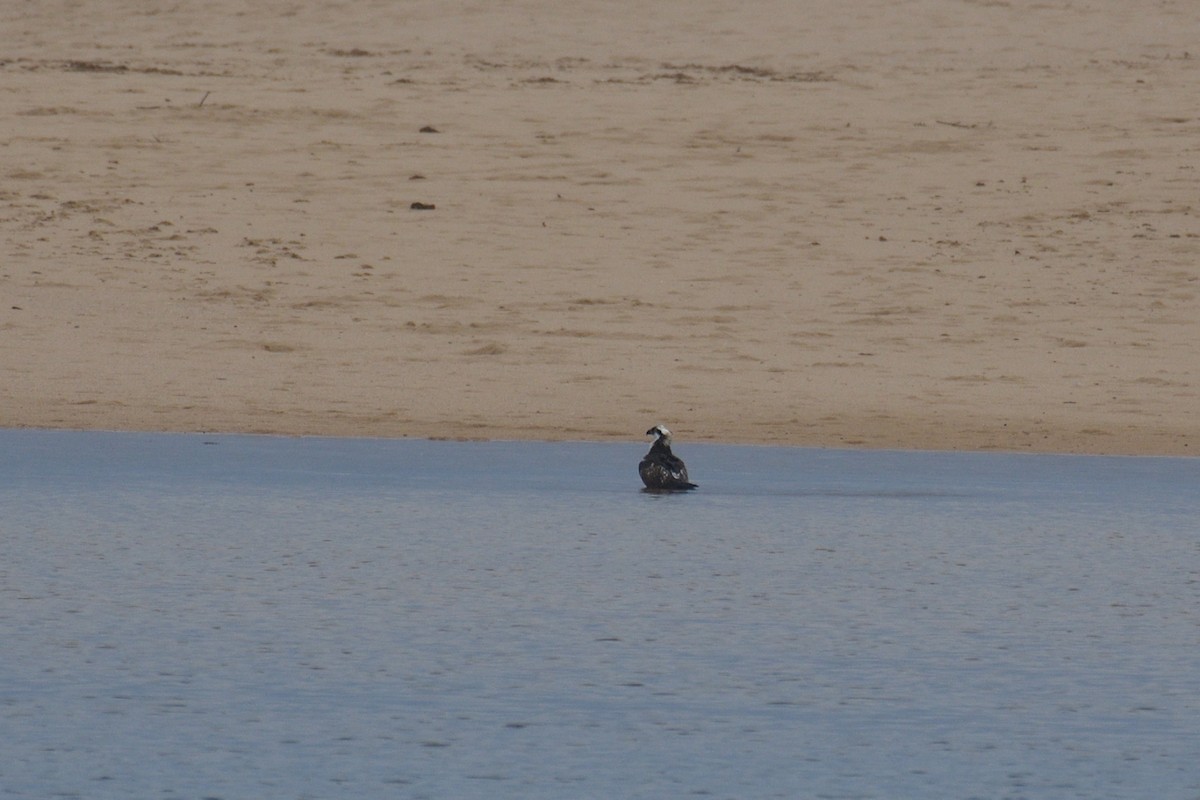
(2, 0), (1197, 454)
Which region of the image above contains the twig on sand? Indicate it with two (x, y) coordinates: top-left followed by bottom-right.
(198, 91), (211, 108)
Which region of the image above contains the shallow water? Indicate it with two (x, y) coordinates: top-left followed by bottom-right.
(2, 430), (1198, 799)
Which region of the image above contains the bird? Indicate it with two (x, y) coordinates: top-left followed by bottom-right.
(639, 424), (698, 491)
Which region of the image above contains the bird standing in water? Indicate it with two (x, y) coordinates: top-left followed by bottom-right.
(639, 424), (698, 491)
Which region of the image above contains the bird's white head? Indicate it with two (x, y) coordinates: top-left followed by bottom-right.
(646, 424), (672, 443)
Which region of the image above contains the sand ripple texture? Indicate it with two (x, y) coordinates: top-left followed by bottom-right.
(2, 1), (1197, 454)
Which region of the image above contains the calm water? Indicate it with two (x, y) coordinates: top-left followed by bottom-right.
(2, 430), (1198, 799)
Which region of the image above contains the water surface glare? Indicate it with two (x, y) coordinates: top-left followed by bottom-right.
(2, 430), (1199, 799)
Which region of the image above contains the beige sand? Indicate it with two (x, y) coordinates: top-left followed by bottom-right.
(2, 1), (1197, 454)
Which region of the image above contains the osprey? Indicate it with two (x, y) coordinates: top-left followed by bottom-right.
(639, 425), (698, 491)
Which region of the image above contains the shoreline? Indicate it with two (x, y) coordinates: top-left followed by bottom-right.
(5, 418), (1193, 458)
(3, 1), (1196, 458)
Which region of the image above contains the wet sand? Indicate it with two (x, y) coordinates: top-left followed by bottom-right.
(2, 1), (1197, 454)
